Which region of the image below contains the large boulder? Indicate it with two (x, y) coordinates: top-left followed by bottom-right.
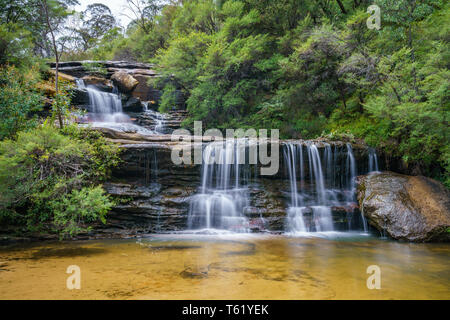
(357, 172), (450, 242)
(111, 71), (139, 93)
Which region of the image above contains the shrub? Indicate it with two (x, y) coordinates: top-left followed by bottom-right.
(0, 65), (43, 139)
(0, 124), (121, 238)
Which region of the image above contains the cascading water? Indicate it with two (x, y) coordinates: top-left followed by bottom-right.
(284, 142), (373, 234)
(76, 79), (130, 123)
(76, 79), (154, 135)
(187, 140), (250, 233)
(368, 148), (380, 173)
(143, 107), (168, 134)
(285, 143), (334, 233)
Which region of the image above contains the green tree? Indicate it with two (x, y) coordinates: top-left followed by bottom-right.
(0, 66), (43, 139)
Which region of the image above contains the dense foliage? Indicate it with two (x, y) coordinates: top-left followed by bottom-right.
(0, 66), (43, 139)
(0, 0), (448, 243)
(90, 0), (447, 185)
(0, 124), (120, 238)
(0, 1), (123, 237)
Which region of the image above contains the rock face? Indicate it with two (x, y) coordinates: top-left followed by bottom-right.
(122, 96), (143, 112)
(357, 172), (450, 242)
(71, 88), (89, 106)
(135, 110), (188, 134)
(49, 61), (187, 109)
(48, 70), (75, 83)
(81, 75), (113, 92)
(111, 71), (139, 93)
(86, 133), (371, 237)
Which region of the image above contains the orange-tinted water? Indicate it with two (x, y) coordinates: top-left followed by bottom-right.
(0, 233), (448, 299)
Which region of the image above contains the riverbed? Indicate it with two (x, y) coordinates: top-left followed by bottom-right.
(0, 233), (448, 299)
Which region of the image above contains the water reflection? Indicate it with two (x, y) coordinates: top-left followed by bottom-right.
(0, 235), (448, 299)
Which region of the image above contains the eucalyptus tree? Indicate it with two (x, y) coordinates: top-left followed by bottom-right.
(39, 0), (79, 128)
(75, 3), (117, 50)
(124, 0), (162, 34)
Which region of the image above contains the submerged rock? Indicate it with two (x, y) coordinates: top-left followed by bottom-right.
(357, 172), (450, 242)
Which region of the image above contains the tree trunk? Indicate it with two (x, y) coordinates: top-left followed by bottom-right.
(336, 0), (347, 14)
(390, 85), (402, 103)
(41, 0), (64, 129)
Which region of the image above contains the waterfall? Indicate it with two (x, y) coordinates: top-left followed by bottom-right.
(346, 143), (368, 232)
(144, 108), (168, 134)
(284, 143), (333, 233)
(76, 79), (155, 135)
(308, 144), (326, 203)
(346, 143), (357, 198)
(284, 142), (376, 234)
(368, 148), (379, 172)
(188, 140), (250, 233)
(76, 79), (130, 123)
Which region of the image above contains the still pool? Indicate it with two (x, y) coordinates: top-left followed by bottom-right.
(0, 233), (449, 299)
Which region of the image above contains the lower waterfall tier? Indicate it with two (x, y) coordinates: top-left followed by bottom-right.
(91, 137), (376, 237)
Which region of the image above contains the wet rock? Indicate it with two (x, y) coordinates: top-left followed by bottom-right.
(111, 71), (139, 93)
(357, 172), (450, 242)
(123, 96), (143, 112)
(71, 88), (89, 106)
(147, 245), (202, 251)
(135, 110), (187, 134)
(180, 267), (208, 279)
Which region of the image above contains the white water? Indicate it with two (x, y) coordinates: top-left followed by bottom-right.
(285, 143), (334, 233)
(188, 140), (250, 233)
(284, 142), (373, 234)
(143, 106), (169, 134)
(368, 148), (380, 173)
(76, 79), (155, 135)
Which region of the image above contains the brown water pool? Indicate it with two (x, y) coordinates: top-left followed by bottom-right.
(0, 233), (448, 299)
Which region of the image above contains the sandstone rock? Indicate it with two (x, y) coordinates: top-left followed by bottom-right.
(131, 74), (160, 101)
(48, 70), (75, 83)
(357, 172), (450, 242)
(123, 96), (143, 112)
(81, 75), (113, 92)
(111, 71), (139, 93)
(71, 88), (89, 106)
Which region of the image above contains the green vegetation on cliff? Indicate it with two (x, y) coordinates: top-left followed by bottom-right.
(0, 1), (122, 237)
(84, 0), (449, 185)
(0, 124), (120, 238)
(0, 0), (448, 219)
